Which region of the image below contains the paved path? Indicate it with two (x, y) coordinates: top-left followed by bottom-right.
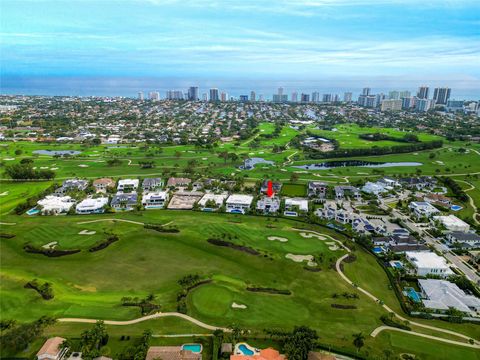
(76, 218), (145, 225)
(456, 179), (479, 225)
(335, 254), (480, 347)
(58, 312), (230, 332)
(370, 326), (479, 348)
(0, 222), (16, 225)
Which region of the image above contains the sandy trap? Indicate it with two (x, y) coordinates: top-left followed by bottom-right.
(231, 302), (247, 309)
(42, 241), (58, 249)
(79, 230), (96, 235)
(267, 236), (288, 242)
(299, 232), (326, 240)
(285, 253), (317, 267)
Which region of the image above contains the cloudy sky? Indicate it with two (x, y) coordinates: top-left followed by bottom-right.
(1, 0), (479, 89)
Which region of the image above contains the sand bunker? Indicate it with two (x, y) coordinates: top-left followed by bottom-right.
(4, 158), (15, 161)
(286, 253), (317, 267)
(42, 241), (58, 249)
(79, 230), (96, 235)
(0, 191), (9, 196)
(78, 164), (89, 168)
(232, 302), (247, 309)
(299, 232), (326, 240)
(50, 167), (59, 170)
(267, 236), (288, 242)
(326, 242), (340, 251)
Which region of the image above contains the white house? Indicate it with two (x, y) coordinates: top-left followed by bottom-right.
(226, 194), (253, 214)
(37, 196), (75, 215)
(361, 181), (389, 195)
(110, 192), (138, 211)
(117, 179), (139, 192)
(418, 279), (480, 316)
(284, 198), (309, 216)
(405, 251), (453, 277)
(256, 196), (281, 214)
(198, 193), (227, 211)
(408, 201), (440, 218)
(142, 191), (169, 209)
(433, 215), (470, 232)
(37, 337), (68, 360)
(75, 197), (109, 214)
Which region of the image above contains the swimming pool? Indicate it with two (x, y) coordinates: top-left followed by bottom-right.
(26, 208), (40, 215)
(373, 247), (384, 254)
(390, 261), (403, 269)
(450, 205), (463, 211)
(182, 344), (202, 353)
(403, 287), (421, 303)
(238, 344), (254, 356)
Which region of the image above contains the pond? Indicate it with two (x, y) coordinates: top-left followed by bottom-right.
(33, 150), (81, 156)
(240, 157), (274, 170)
(293, 160), (422, 170)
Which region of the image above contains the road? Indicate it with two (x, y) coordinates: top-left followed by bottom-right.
(382, 203), (480, 285)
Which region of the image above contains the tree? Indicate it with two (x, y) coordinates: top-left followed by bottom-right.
(282, 326), (318, 360)
(290, 172), (299, 183)
(352, 332), (365, 354)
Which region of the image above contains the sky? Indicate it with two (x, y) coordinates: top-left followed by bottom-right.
(1, 0), (480, 94)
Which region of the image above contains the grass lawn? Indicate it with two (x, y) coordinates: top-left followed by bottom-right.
(281, 183), (307, 197)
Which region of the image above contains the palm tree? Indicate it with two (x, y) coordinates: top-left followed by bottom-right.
(352, 332), (365, 354)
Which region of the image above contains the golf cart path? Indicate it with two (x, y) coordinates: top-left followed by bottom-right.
(76, 218), (173, 226)
(58, 312), (230, 332)
(455, 179), (479, 225)
(370, 326), (479, 348)
(335, 252), (480, 347)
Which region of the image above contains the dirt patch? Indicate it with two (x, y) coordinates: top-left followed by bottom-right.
(267, 236), (288, 242)
(73, 284), (97, 292)
(207, 238), (260, 255)
(79, 230), (96, 235)
(285, 253), (317, 267)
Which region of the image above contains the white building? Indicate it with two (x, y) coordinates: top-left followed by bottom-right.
(226, 194), (254, 214)
(37, 196), (75, 215)
(362, 181), (389, 195)
(445, 232), (480, 247)
(284, 198), (309, 216)
(418, 279), (480, 316)
(36, 337), (68, 360)
(75, 197), (109, 214)
(408, 201), (440, 218)
(405, 251), (453, 277)
(117, 179), (139, 192)
(433, 215), (470, 232)
(198, 193), (227, 211)
(256, 196), (281, 214)
(142, 191), (169, 209)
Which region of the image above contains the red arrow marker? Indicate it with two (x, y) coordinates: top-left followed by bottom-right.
(267, 180), (274, 197)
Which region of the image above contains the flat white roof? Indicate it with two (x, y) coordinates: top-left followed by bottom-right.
(433, 215), (469, 227)
(76, 197), (108, 210)
(198, 193), (228, 206)
(226, 194), (253, 205)
(285, 197), (309, 211)
(118, 179), (139, 186)
(38, 195), (75, 211)
(142, 191), (168, 200)
(405, 251), (451, 270)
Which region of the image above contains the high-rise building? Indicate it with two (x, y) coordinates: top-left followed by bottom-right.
(259, 94), (265, 102)
(148, 91), (160, 101)
(381, 99), (403, 111)
(278, 87), (284, 96)
(250, 91), (256, 102)
(209, 88), (219, 101)
(291, 92), (298, 102)
(188, 86), (199, 101)
(446, 100), (464, 112)
(402, 97), (415, 109)
(388, 91), (400, 100)
(415, 98), (433, 112)
(311, 91), (320, 103)
(239, 95), (248, 102)
(300, 93), (310, 103)
(322, 94), (332, 103)
(343, 92), (352, 103)
(202, 93), (208, 101)
(166, 90), (184, 100)
(433, 87), (451, 105)
(138, 91), (144, 100)
(417, 86), (429, 99)
(333, 94), (340, 103)
(220, 92), (227, 102)
(399, 90), (411, 98)
(362, 87), (371, 96)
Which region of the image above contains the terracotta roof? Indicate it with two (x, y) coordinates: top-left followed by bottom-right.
(36, 337), (66, 356)
(230, 348), (284, 360)
(146, 346), (201, 360)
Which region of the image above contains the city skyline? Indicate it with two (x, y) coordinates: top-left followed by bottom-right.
(1, 0), (480, 91)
